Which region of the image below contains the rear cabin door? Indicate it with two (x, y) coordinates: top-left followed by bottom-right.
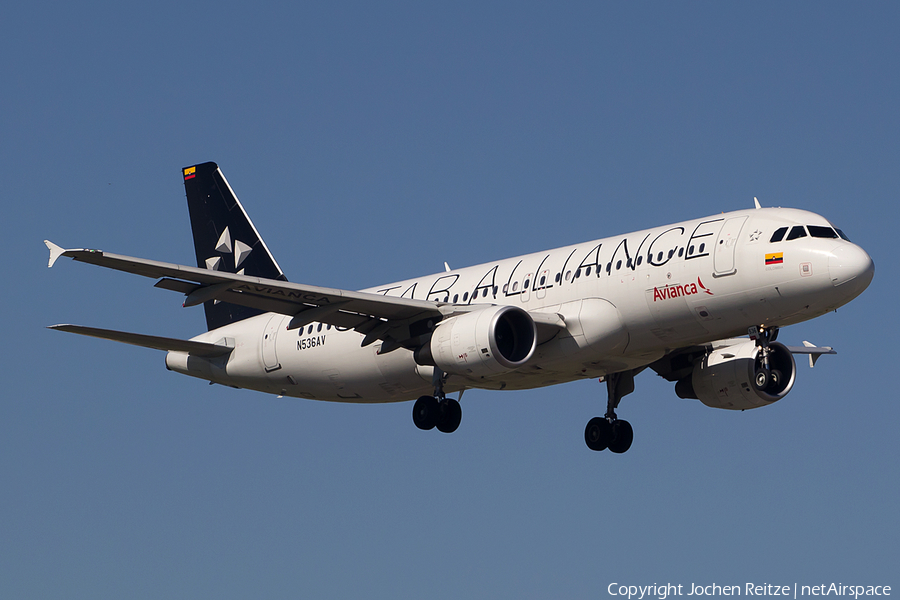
(262, 314), (282, 372)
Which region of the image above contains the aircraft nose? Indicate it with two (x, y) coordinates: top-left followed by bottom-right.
(828, 244), (875, 292)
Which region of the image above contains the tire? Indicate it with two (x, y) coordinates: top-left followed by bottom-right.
(768, 369), (783, 392)
(584, 417), (612, 451)
(436, 399), (462, 433)
(412, 395), (439, 430)
(754, 369), (769, 390)
(608, 420), (633, 454)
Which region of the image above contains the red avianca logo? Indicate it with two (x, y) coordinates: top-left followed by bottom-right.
(652, 277), (713, 302)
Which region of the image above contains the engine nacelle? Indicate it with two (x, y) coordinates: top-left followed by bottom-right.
(680, 340), (796, 410)
(415, 305), (536, 378)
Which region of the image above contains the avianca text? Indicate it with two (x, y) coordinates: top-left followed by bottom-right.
(652, 279), (713, 302)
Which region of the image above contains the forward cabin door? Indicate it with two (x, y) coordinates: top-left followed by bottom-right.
(713, 216), (747, 277)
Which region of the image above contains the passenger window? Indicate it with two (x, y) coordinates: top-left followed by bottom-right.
(636, 256), (642, 266)
(453, 294), (459, 303)
(786, 226), (807, 241)
(565, 270), (571, 281)
(808, 225), (838, 239)
(616, 260), (622, 270)
(483, 288), (488, 298)
(317, 323), (322, 332)
(512, 282), (518, 291)
(678, 248), (684, 257)
(540, 275), (546, 285)
(770, 227), (788, 242)
(463, 292), (468, 302)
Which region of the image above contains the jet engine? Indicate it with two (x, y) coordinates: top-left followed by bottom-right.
(675, 340), (796, 410)
(414, 305), (536, 378)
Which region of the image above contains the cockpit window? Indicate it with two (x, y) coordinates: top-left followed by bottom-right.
(836, 228), (850, 241)
(808, 225), (838, 239)
(786, 225), (807, 241)
(770, 227), (788, 242)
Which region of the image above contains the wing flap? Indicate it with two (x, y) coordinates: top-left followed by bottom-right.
(48, 324), (234, 358)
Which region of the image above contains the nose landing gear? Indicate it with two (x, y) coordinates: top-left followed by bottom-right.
(749, 325), (781, 393)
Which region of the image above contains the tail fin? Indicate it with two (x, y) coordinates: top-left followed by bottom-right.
(182, 162), (288, 331)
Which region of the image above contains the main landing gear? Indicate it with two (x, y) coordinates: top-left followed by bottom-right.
(585, 371), (635, 453)
(749, 325), (781, 392)
(412, 369), (462, 434)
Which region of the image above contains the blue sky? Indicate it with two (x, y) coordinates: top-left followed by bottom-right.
(2, 2), (897, 598)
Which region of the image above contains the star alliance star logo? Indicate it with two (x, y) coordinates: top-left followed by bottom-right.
(749, 229), (762, 241)
(205, 226), (252, 274)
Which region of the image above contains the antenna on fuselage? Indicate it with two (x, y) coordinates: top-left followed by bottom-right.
(754, 197), (762, 209)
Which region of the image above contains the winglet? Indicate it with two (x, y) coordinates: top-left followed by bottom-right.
(754, 197), (762, 209)
(802, 340), (835, 368)
(785, 341), (836, 368)
(44, 240), (66, 268)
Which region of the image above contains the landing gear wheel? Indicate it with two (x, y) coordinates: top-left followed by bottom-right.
(608, 420), (633, 454)
(754, 369), (769, 390)
(584, 417), (613, 451)
(768, 369), (783, 392)
(436, 398), (462, 433)
(412, 395), (439, 430)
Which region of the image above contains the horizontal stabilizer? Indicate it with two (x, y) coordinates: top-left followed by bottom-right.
(48, 324), (233, 358)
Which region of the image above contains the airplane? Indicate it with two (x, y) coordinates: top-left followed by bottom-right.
(45, 162), (875, 453)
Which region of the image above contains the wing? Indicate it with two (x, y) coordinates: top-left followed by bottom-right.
(783, 341), (836, 368)
(45, 241), (461, 351)
(649, 338), (837, 381)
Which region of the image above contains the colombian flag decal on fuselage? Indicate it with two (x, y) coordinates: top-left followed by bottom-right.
(183, 166), (196, 180)
(765, 252), (784, 265)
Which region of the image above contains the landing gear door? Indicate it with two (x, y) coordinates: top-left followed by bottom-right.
(713, 215), (747, 277)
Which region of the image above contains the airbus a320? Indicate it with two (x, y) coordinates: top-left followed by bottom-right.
(45, 162), (874, 453)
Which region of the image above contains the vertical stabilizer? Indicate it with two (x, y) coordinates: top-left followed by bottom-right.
(182, 162), (288, 331)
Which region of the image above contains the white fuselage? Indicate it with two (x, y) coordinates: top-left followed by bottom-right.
(167, 207), (873, 402)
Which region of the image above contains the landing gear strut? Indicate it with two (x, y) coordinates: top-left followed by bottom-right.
(749, 325), (781, 392)
(584, 371), (635, 453)
(412, 369), (462, 434)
